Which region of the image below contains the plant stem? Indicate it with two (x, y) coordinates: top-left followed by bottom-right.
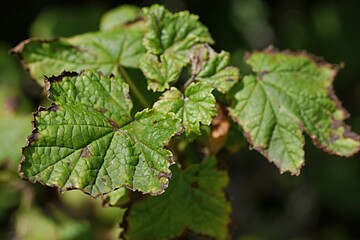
(118, 66), (150, 108)
(182, 75), (195, 91)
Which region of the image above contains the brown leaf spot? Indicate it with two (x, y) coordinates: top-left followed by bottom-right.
(124, 16), (144, 26)
(96, 108), (108, 114)
(108, 119), (119, 131)
(189, 44), (214, 75)
(258, 71), (268, 80)
(49, 104), (59, 112)
(158, 171), (171, 179)
(167, 155), (175, 164)
(125, 92), (131, 100)
(28, 132), (39, 143)
(81, 146), (90, 158)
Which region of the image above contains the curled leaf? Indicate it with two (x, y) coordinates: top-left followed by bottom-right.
(190, 45), (239, 93)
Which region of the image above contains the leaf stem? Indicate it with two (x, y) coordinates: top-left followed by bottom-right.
(118, 66), (150, 108)
(183, 75), (195, 91)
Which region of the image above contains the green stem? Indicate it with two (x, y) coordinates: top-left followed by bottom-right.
(182, 75), (195, 91)
(118, 66), (150, 108)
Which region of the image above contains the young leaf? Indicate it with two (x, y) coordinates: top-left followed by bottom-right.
(229, 48), (360, 175)
(139, 53), (182, 92)
(140, 4), (214, 91)
(190, 45), (239, 93)
(99, 5), (145, 32)
(20, 70), (182, 197)
(11, 29), (145, 86)
(142, 4), (213, 57)
(122, 157), (231, 240)
(153, 82), (217, 136)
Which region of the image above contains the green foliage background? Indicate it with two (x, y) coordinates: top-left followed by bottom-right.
(0, 0), (359, 239)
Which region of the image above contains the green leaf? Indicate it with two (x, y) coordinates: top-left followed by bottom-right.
(139, 53), (182, 92)
(11, 29), (145, 85)
(140, 5), (214, 92)
(190, 45), (239, 93)
(142, 4), (213, 57)
(122, 157), (231, 240)
(46, 70), (133, 127)
(102, 188), (130, 207)
(153, 82), (217, 136)
(100, 5), (145, 32)
(229, 48), (360, 175)
(20, 70), (182, 197)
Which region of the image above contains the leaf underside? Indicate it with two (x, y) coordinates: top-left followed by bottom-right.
(20, 70), (182, 197)
(122, 157), (231, 240)
(229, 48), (360, 175)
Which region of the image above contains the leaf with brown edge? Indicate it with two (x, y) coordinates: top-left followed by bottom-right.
(19, 70), (182, 197)
(229, 47), (360, 175)
(190, 44), (239, 93)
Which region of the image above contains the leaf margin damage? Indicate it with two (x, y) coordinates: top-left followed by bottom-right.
(229, 46), (360, 175)
(18, 70), (183, 197)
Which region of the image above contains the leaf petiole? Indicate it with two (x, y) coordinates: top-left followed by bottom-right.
(118, 65), (150, 108)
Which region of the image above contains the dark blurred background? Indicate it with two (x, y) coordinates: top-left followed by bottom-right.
(0, 0), (359, 239)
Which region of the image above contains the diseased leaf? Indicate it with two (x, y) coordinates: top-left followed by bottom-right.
(11, 29), (145, 85)
(190, 45), (239, 93)
(229, 48), (360, 175)
(100, 5), (145, 32)
(20, 70), (182, 197)
(139, 53), (182, 92)
(140, 4), (214, 91)
(45, 70), (133, 127)
(122, 157), (231, 240)
(153, 82), (217, 136)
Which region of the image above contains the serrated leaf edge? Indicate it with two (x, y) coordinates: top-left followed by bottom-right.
(228, 105), (305, 176)
(19, 104), (183, 197)
(19, 70), (184, 197)
(246, 46), (360, 157)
